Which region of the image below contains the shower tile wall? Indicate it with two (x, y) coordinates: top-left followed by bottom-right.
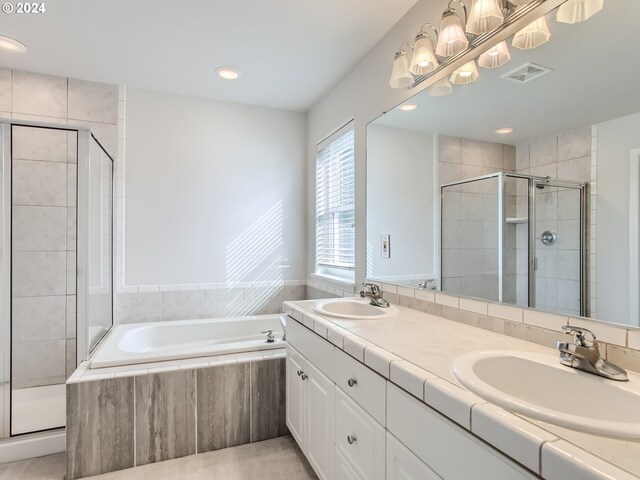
(515, 127), (591, 316)
(0, 68), (119, 391)
(438, 135), (516, 300)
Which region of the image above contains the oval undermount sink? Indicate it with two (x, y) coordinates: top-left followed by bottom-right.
(453, 350), (640, 439)
(313, 298), (398, 320)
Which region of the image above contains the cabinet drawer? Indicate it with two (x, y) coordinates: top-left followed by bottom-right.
(387, 384), (535, 480)
(387, 432), (441, 480)
(334, 387), (385, 480)
(334, 348), (386, 425)
(288, 317), (335, 380)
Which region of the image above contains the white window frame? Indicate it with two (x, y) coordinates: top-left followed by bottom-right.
(315, 121), (355, 284)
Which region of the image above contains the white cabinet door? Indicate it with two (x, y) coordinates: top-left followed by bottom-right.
(334, 387), (385, 480)
(387, 432), (442, 480)
(335, 448), (365, 480)
(306, 361), (334, 480)
(286, 345), (307, 450)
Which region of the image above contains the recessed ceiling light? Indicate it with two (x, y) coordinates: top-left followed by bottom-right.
(495, 127), (514, 135)
(216, 67), (241, 80)
(400, 103), (418, 112)
(0, 35), (27, 53)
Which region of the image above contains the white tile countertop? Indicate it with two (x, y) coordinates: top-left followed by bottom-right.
(284, 299), (640, 480)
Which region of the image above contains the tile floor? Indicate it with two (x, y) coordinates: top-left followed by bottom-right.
(0, 436), (317, 480)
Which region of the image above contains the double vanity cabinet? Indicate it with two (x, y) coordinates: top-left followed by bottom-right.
(285, 316), (534, 480)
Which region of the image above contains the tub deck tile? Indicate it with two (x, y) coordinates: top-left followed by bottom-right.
(135, 369), (197, 465)
(250, 358), (287, 442)
(197, 363), (251, 453)
(66, 376), (135, 479)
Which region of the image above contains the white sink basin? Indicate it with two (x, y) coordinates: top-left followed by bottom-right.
(313, 298), (398, 320)
(453, 350), (640, 439)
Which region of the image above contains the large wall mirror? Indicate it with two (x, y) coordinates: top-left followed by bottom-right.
(366, 0), (640, 327)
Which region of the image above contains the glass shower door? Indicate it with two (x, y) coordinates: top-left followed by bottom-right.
(10, 125), (77, 435)
(533, 181), (584, 316)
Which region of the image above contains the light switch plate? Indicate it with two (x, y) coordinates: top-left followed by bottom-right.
(381, 234), (390, 259)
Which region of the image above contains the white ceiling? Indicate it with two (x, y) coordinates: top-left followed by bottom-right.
(0, 0), (418, 111)
(375, 0), (640, 145)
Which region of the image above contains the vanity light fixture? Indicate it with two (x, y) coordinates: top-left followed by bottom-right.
(466, 0), (504, 35)
(435, 0), (469, 57)
(400, 103), (419, 111)
(216, 67), (241, 80)
(0, 35), (27, 53)
(512, 13), (551, 50)
(450, 60), (480, 84)
(478, 40), (511, 68)
(557, 0), (603, 24)
(410, 24), (439, 75)
(389, 43), (414, 89)
(428, 77), (454, 97)
(495, 126), (514, 134)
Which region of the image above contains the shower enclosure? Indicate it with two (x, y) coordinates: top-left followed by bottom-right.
(441, 172), (587, 316)
(0, 120), (114, 441)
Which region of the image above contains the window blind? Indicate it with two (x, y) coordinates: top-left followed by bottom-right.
(316, 123), (355, 271)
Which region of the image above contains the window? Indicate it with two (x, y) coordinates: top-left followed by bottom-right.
(315, 122), (355, 280)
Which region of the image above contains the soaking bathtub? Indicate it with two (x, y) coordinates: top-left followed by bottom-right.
(89, 314), (286, 368)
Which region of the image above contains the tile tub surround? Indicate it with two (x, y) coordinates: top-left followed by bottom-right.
(115, 283), (307, 323)
(285, 299), (640, 478)
(66, 351), (287, 479)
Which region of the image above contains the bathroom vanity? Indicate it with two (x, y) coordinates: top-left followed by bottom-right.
(284, 298), (640, 480)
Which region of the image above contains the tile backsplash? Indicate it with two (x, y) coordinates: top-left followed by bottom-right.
(368, 279), (640, 375)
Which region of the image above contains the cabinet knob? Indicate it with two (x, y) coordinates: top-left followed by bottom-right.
(301, 373), (308, 380)
(347, 434), (357, 445)
(347, 378), (358, 387)
(297, 369), (303, 377)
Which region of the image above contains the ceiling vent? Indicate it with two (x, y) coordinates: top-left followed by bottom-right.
(501, 63), (552, 83)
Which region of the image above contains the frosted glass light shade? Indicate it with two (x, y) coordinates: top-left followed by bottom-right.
(450, 60), (480, 84)
(512, 15), (551, 50)
(466, 0), (504, 35)
(557, 0), (603, 24)
(389, 52), (413, 89)
(410, 36), (439, 75)
(478, 41), (511, 68)
(429, 77), (453, 97)
(436, 13), (469, 57)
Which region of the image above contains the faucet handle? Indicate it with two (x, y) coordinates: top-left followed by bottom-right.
(361, 283), (380, 295)
(562, 325), (596, 348)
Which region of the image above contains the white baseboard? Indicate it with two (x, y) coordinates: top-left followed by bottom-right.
(0, 430), (64, 464)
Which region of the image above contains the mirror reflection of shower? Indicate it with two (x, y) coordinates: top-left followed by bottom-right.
(440, 172), (587, 316)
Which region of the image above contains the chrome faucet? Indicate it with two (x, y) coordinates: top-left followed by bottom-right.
(417, 279), (436, 290)
(359, 283), (390, 308)
(556, 325), (628, 381)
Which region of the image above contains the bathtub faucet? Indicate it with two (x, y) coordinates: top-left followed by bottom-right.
(279, 315), (287, 342)
(262, 329), (276, 343)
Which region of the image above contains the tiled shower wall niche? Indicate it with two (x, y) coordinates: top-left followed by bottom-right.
(66, 356), (287, 479)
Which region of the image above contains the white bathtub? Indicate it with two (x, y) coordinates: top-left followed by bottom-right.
(90, 314), (286, 369)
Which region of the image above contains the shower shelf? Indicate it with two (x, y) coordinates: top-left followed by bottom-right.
(506, 217), (528, 224)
